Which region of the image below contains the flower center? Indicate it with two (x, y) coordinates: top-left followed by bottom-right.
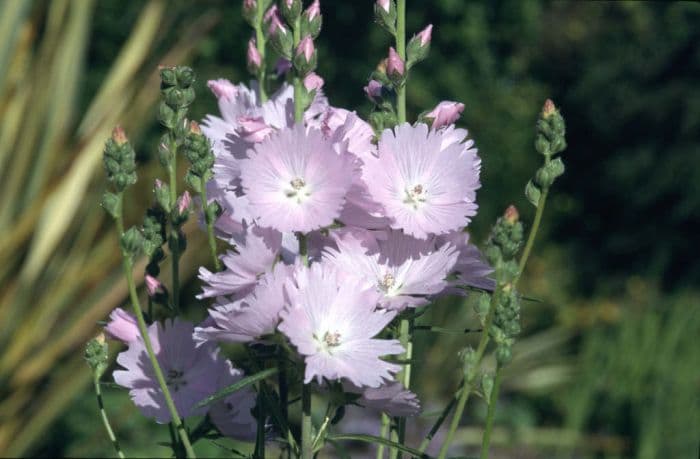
(404, 183), (427, 209)
(378, 273), (395, 291)
(323, 331), (341, 347)
(166, 369), (187, 392)
(284, 177), (311, 204)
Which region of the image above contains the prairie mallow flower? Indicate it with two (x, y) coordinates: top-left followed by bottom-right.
(363, 122), (481, 239)
(240, 124), (353, 233)
(279, 263), (403, 388)
(425, 101), (465, 129)
(104, 307), (140, 344)
(113, 319), (234, 423)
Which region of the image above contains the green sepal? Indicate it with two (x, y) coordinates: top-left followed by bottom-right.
(525, 180), (541, 207)
(406, 35), (430, 69)
(481, 373), (495, 401)
(154, 182), (171, 212)
(120, 226), (144, 258)
(373, 1), (397, 36)
(101, 192), (121, 219)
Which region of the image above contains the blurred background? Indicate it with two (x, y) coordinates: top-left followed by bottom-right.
(0, 0), (698, 457)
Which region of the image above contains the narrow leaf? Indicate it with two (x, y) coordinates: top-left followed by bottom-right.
(194, 367), (278, 409)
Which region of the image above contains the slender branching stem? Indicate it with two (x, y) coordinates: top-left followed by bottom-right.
(377, 413), (391, 459)
(94, 377), (126, 459)
(479, 367), (503, 459)
(255, 0), (268, 103)
(396, 0), (407, 124)
(115, 195), (196, 458)
(437, 285), (501, 459)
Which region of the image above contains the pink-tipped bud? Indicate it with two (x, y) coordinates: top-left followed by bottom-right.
(104, 307), (140, 344)
(504, 205), (520, 225)
(305, 0), (321, 21)
(154, 178), (164, 189)
(268, 9), (287, 35)
(177, 191), (191, 215)
(237, 116), (275, 143)
(297, 35), (315, 62)
(425, 101), (465, 129)
(243, 0), (256, 14)
(542, 99), (557, 118)
(364, 79), (383, 103)
(303, 72), (324, 92)
(145, 274), (163, 297)
(189, 120), (202, 135)
(112, 125), (128, 145)
(377, 0), (390, 13)
(247, 38), (262, 73)
(417, 24), (433, 46)
(387, 47), (405, 78)
(275, 58), (292, 76)
(264, 4), (279, 22)
(207, 79), (237, 101)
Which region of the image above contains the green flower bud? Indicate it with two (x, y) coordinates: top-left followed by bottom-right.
(176, 66), (195, 88)
(158, 102), (178, 129)
(85, 334), (109, 379)
(159, 66), (177, 87)
(406, 24), (432, 69)
(300, 0), (322, 39)
(374, 0), (397, 36)
(460, 346), (478, 377)
(280, 0), (302, 24)
(481, 373), (494, 401)
(120, 226), (144, 258)
(496, 344), (512, 366)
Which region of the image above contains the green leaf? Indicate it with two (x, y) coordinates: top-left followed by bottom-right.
(194, 367), (278, 409)
(326, 434), (433, 458)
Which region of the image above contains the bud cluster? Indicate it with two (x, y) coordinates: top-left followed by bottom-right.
(526, 99), (567, 206)
(183, 122), (215, 193)
(158, 66), (196, 160)
(84, 335), (109, 380)
(482, 206), (525, 365)
(102, 126), (137, 193)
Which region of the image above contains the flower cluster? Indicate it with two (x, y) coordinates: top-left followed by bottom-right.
(102, 0), (497, 447)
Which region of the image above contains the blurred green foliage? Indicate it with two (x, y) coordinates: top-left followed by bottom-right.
(2, 0), (698, 458)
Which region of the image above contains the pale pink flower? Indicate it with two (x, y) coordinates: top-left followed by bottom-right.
(426, 101), (465, 129)
(303, 72), (324, 92)
(104, 308), (140, 344)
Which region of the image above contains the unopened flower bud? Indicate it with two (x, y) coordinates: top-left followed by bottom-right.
(280, 0), (302, 24)
(177, 191), (192, 215)
(145, 274), (163, 297)
(264, 4), (279, 23)
(112, 125), (128, 145)
(386, 47), (405, 84)
(242, 0), (257, 25)
(301, 0), (322, 38)
(104, 308), (140, 344)
(159, 66), (177, 86)
(207, 79), (237, 101)
(542, 99), (556, 119)
(425, 100), (464, 129)
(237, 116), (275, 143)
(85, 335), (109, 378)
(374, 0), (396, 34)
(154, 179), (171, 211)
(303, 72), (324, 92)
(504, 205), (519, 225)
(247, 38), (263, 74)
(364, 79), (383, 103)
(406, 24), (432, 68)
(293, 35), (317, 75)
(188, 120), (202, 135)
(268, 12), (293, 58)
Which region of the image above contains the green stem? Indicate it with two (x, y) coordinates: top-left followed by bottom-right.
(168, 136), (181, 313)
(255, 386), (266, 459)
(292, 17), (304, 123)
(115, 197), (196, 459)
(479, 367), (503, 459)
(301, 383), (313, 459)
(377, 413), (391, 459)
(94, 377), (126, 459)
(255, 0), (268, 103)
(437, 285), (501, 459)
(517, 187), (549, 279)
(396, 318), (413, 457)
(396, 0), (407, 124)
(199, 184), (221, 271)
